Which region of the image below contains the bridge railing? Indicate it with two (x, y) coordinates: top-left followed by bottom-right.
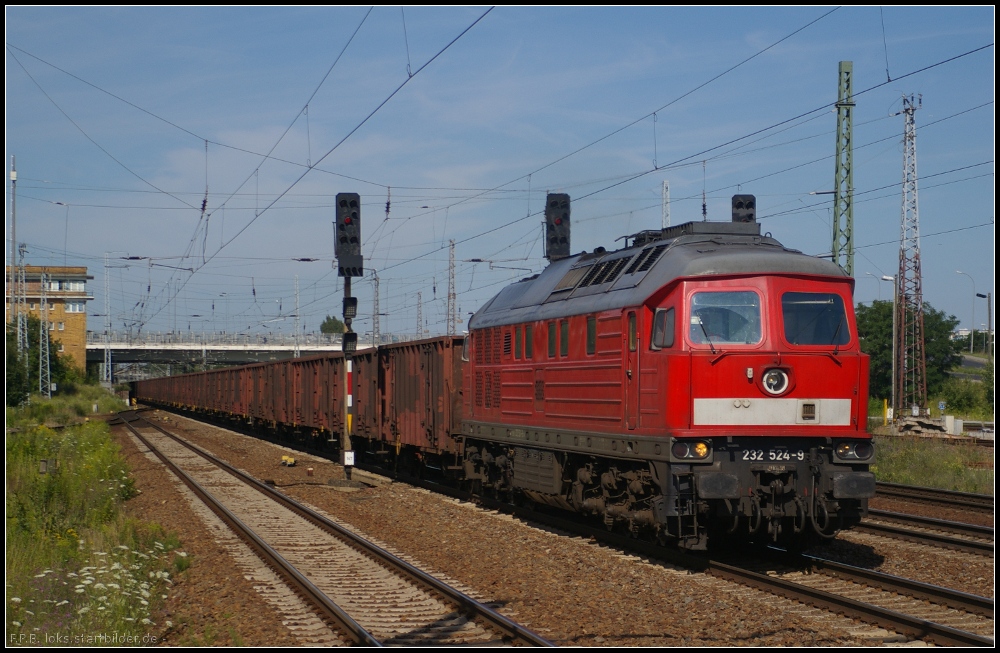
(85, 330), (435, 347)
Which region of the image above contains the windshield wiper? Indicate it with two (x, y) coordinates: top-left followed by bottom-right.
(696, 319), (717, 355)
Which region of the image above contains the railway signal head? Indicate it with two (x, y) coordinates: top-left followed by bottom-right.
(732, 194), (756, 223)
(545, 193), (571, 260)
(335, 193), (364, 277)
(342, 331), (357, 354)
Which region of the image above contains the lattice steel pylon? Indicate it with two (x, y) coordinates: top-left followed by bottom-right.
(39, 273), (51, 398)
(16, 243), (28, 358)
(894, 94), (927, 418)
(416, 291), (423, 337)
(373, 270), (380, 345)
(103, 253), (112, 384)
(832, 61), (855, 276)
(447, 240), (456, 336)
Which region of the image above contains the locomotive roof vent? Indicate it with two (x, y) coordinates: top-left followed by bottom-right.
(732, 194), (756, 223)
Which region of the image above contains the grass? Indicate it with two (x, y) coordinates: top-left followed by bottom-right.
(6, 391), (185, 644)
(870, 435), (994, 494)
(6, 385), (129, 430)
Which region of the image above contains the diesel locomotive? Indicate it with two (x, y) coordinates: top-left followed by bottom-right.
(134, 194), (875, 551)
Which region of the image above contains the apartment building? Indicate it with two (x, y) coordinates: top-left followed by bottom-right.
(5, 265), (94, 371)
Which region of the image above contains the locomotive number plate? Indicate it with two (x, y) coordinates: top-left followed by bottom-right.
(742, 449), (805, 462)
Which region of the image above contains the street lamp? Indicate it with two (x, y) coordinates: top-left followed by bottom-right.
(956, 271), (975, 354)
(865, 272), (882, 301)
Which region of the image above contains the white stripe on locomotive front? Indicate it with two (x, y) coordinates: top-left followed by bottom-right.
(692, 398), (851, 426)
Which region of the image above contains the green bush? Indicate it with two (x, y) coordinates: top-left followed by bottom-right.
(6, 402), (184, 641)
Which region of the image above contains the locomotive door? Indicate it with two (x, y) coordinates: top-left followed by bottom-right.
(625, 311), (639, 430)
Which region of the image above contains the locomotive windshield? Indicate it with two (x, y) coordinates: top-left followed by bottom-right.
(781, 292), (850, 345)
(689, 291), (762, 345)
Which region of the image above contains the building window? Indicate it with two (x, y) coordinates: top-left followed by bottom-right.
(66, 302), (85, 313)
(30, 302), (37, 310)
(58, 344), (65, 352)
(49, 322), (55, 331)
(58, 322), (65, 331)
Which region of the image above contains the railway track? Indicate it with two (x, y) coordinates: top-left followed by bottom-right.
(858, 510), (994, 556)
(361, 468), (995, 647)
(137, 408), (993, 646)
(710, 551), (994, 647)
(113, 411), (552, 647)
(876, 481), (994, 512)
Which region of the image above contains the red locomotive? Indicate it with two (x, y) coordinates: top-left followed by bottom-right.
(134, 194), (874, 550)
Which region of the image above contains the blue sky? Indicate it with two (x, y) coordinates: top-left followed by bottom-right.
(5, 6), (995, 340)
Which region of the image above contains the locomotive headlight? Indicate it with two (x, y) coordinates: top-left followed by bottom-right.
(671, 440), (711, 460)
(762, 369), (790, 396)
(835, 441), (874, 460)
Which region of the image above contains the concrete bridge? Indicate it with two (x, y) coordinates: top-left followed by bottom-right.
(86, 331), (448, 381)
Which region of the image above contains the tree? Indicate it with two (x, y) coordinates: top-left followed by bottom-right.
(5, 315), (73, 406)
(855, 300), (961, 401)
(320, 314), (346, 335)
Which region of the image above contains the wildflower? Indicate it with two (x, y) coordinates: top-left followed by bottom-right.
(81, 579), (93, 585)
(77, 607), (90, 615)
(154, 542), (165, 550)
(117, 545), (130, 551)
(107, 583), (120, 590)
(176, 552), (187, 557)
(161, 594), (168, 599)
(24, 610), (34, 616)
(165, 621), (173, 628)
(67, 572), (78, 578)
(56, 601), (69, 607)
(141, 618), (154, 626)
(11, 597), (22, 603)
(139, 599), (148, 606)
(11, 621), (21, 627)
(94, 552), (107, 557)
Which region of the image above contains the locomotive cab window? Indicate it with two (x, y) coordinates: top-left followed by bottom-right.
(525, 324), (533, 359)
(689, 291), (761, 345)
(651, 308), (675, 349)
(782, 292), (849, 346)
(548, 322), (557, 358)
(586, 316), (596, 355)
(560, 320), (570, 357)
(514, 326), (523, 359)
